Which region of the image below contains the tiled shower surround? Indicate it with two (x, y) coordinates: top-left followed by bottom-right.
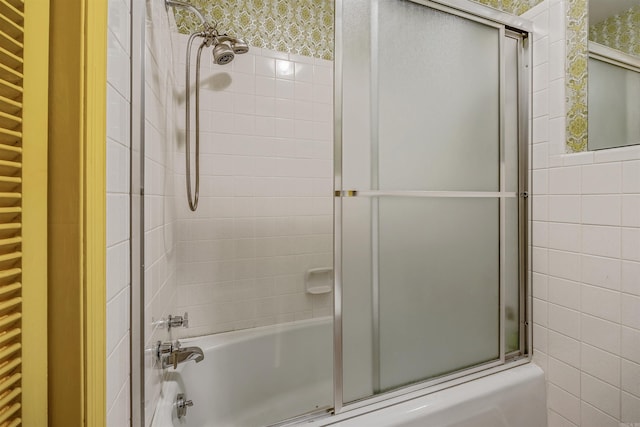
(171, 36), (335, 338)
(133, 3), (335, 422)
(525, 1), (640, 425)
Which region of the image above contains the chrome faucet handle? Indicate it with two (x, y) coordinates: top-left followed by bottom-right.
(167, 312), (189, 330)
(156, 340), (181, 369)
(153, 313), (189, 330)
(156, 340), (173, 359)
(176, 393), (194, 419)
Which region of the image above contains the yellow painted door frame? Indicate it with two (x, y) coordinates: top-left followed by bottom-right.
(48, 0), (107, 424)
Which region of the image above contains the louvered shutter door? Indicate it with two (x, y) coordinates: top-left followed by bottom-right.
(0, 0), (24, 424)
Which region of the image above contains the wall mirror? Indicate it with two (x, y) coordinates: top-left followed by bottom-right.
(588, 0), (640, 150)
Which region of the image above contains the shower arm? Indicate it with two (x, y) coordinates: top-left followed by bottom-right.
(165, 0), (212, 31)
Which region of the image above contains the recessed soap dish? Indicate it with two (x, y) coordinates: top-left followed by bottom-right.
(305, 268), (333, 295)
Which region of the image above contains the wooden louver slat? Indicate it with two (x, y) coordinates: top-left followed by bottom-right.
(1, 418), (21, 427)
(0, 329), (19, 348)
(0, 13), (22, 36)
(0, 30), (22, 51)
(0, 1), (24, 20)
(0, 0), (22, 423)
(0, 372), (20, 395)
(0, 358), (19, 380)
(0, 402), (20, 424)
(0, 389), (20, 415)
(0, 313), (19, 330)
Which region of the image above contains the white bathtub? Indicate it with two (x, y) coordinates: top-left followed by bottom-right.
(151, 318), (547, 427)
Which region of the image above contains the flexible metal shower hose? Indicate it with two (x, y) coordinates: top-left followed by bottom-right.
(185, 32), (205, 212)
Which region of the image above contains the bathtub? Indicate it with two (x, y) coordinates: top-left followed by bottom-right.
(151, 317), (547, 427)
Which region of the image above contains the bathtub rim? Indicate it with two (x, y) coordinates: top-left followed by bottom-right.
(274, 357), (536, 427)
(175, 316), (333, 351)
(152, 356), (537, 427)
(166, 317), (534, 427)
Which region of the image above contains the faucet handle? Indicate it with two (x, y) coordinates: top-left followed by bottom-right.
(156, 340), (173, 359)
(167, 312), (189, 330)
(156, 340), (182, 369)
(176, 393), (194, 419)
(182, 313), (189, 328)
(154, 313), (190, 330)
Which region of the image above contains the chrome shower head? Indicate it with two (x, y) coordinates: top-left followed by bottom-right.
(231, 39), (249, 54)
(212, 42), (234, 65)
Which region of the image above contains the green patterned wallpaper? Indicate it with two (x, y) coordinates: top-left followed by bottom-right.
(589, 5), (640, 57)
(566, 0), (589, 152)
(172, 0), (542, 61)
(174, 0), (334, 60)
(473, 0), (543, 16)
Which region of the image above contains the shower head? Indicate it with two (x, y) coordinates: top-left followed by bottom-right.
(215, 35), (250, 56)
(212, 42), (234, 65)
(231, 39), (249, 54)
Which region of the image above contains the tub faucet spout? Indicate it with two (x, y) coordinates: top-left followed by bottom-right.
(173, 345), (204, 367)
(157, 341), (204, 369)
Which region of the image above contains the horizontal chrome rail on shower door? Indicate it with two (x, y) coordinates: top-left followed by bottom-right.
(336, 190), (520, 198)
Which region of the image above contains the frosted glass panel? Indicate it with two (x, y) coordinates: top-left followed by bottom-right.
(341, 197), (374, 403)
(588, 58), (640, 150)
(505, 36), (520, 193)
(378, 198), (500, 390)
(341, 0), (373, 190)
(505, 198), (520, 353)
(377, 1), (500, 191)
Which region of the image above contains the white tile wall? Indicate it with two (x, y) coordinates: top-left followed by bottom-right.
(524, 1), (640, 425)
(171, 35), (334, 337)
(106, 0), (131, 425)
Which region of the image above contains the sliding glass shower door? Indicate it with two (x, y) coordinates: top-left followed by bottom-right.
(338, 0), (528, 404)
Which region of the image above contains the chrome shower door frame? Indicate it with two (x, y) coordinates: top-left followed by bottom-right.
(333, 0), (533, 416)
(131, 0), (145, 426)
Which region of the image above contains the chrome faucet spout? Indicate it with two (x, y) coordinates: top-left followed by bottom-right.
(156, 341), (205, 369)
(176, 346), (204, 364)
